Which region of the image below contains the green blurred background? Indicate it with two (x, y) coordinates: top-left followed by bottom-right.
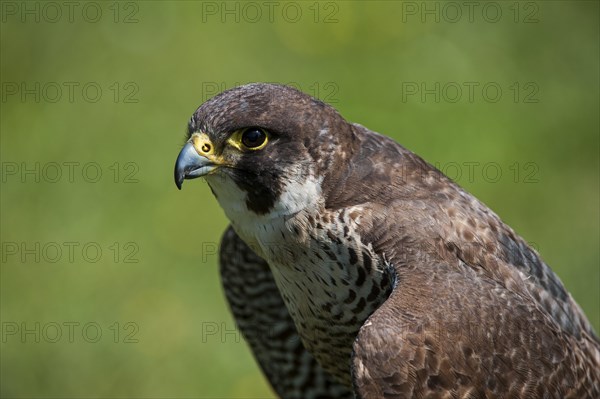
(1, 1), (598, 398)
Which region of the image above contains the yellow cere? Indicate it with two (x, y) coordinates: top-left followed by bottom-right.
(190, 132), (228, 167)
(191, 132), (215, 156)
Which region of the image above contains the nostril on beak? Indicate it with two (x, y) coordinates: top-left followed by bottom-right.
(201, 143), (211, 153)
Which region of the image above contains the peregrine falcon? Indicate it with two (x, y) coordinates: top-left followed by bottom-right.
(174, 83), (600, 398)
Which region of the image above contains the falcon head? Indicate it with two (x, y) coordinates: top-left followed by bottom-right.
(174, 83), (356, 218)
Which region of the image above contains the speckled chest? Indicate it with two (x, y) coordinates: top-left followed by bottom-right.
(233, 208), (393, 386)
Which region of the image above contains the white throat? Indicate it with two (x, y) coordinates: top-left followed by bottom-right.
(206, 172), (324, 254)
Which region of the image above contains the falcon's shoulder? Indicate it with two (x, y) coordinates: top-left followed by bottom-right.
(333, 123), (596, 341)
(323, 123), (434, 210)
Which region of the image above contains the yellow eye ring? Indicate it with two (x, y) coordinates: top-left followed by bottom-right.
(241, 128), (268, 149)
(228, 128), (269, 151)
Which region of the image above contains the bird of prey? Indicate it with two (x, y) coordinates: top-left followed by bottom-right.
(174, 83), (599, 399)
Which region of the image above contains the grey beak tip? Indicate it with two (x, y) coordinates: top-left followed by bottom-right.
(174, 166), (183, 190)
(175, 142), (212, 190)
(175, 168), (186, 190)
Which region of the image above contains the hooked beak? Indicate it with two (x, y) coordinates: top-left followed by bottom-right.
(174, 142), (216, 190)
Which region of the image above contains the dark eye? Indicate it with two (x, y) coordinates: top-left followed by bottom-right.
(241, 128), (268, 149)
